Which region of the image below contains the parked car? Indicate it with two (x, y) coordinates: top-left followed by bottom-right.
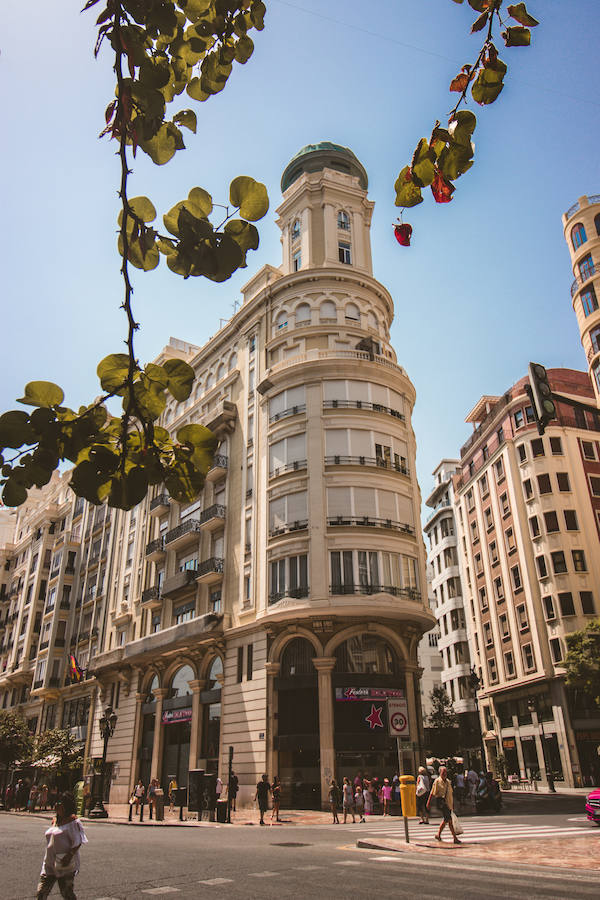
(585, 788), (600, 825)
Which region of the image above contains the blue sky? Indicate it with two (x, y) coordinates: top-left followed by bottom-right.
(1, 1), (599, 508)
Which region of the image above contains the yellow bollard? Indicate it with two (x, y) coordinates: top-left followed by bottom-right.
(399, 774), (416, 842)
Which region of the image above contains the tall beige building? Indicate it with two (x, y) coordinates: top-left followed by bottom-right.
(84, 143), (435, 808)
(455, 370), (600, 787)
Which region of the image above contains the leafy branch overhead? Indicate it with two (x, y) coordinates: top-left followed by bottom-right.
(395, 1), (539, 213)
(1, 1), (269, 511)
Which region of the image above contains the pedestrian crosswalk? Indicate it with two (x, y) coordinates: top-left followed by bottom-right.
(346, 819), (590, 844)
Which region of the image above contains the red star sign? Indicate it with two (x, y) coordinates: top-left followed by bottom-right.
(365, 704), (384, 730)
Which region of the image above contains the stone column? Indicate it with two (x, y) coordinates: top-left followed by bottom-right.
(188, 679), (206, 772)
(215, 671), (225, 778)
(82, 689), (97, 777)
(313, 657), (336, 808)
(265, 662), (280, 781)
(151, 688), (168, 784)
(129, 692), (145, 793)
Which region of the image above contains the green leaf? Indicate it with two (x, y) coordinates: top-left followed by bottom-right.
(187, 187), (213, 217)
(224, 219), (259, 265)
(183, 0), (213, 22)
(164, 456), (206, 502)
(507, 3), (539, 27)
(123, 380), (166, 421)
(451, 109), (477, 135)
(471, 11), (489, 32)
(411, 138), (436, 188)
(17, 382), (64, 409)
(502, 25), (531, 46)
(177, 423), (216, 449)
(118, 196), (157, 226)
(471, 64), (506, 105)
(250, 0), (266, 29)
(229, 176), (269, 221)
(163, 358), (195, 401)
(139, 123), (181, 165)
(186, 77), (210, 102)
(394, 166), (423, 208)
(0, 411), (35, 449)
(97, 354), (131, 393)
(234, 34), (254, 64)
(118, 233), (160, 271)
(173, 109), (197, 133)
(144, 363), (169, 388)
(107, 466), (149, 510)
(2, 479), (27, 507)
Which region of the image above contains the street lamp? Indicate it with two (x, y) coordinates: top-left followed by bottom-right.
(88, 705), (118, 818)
(527, 697), (555, 793)
(469, 667), (487, 772)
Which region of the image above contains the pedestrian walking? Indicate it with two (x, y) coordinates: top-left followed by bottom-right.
(381, 778), (393, 816)
(455, 771), (466, 810)
(36, 791), (88, 900)
(5, 783), (14, 810)
(392, 773), (400, 808)
(147, 778), (158, 816)
(133, 779), (145, 813)
(416, 766), (430, 824)
(215, 776), (223, 802)
(328, 779), (340, 824)
(342, 777), (355, 824)
(271, 776), (281, 823)
(467, 767), (478, 803)
(427, 766), (461, 844)
(363, 780), (374, 817)
(228, 771), (239, 812)
(354, 785), (365, 823)
(168, 776), (178, 813)
(40, 784), (49, 811)
(28, 784), (40, 812)
(254, 774), (271, 825)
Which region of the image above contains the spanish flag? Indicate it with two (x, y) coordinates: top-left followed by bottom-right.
(69, 654), (84, 684)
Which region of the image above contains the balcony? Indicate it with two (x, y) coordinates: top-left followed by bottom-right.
(323, 399), (405, 422)
(33, 679), (43, 690)
(269, 404), (307, 424)
(426, 500), (452, 523)
(571, 264), (596, 298)
(270, 460), (308, 478)
(266, 349), (407, 380)
(269, 519), (309, 538)
(141, 585), (162, 609)
(39, 640), (49, 651)
(78, 631), (90, 643)
(324, 455), (409, 477)
(268, 586), (309, 605)
(199, 504), (226, 532)
(162, 569), (197, 598)
(195, 557), (224, 585)
(326, 516), (415, 535)
(150, 493), (170, 517)
(205, 454), (228, 482)
(164, 519), (201, 550)
(60, 598), (71, 610)
(330, 584), (421, 602)
(145, 536), (165, 561)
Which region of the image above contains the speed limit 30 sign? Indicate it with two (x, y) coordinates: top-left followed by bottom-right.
(387, 698), (410, 737)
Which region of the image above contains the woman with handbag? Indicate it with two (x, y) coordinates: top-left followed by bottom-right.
(416, 766), (430, 824)
(426, 766), (461, 844)
(36, 791), (88, 899)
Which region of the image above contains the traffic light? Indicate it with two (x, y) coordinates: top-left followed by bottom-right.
(528, 362), (556, 435)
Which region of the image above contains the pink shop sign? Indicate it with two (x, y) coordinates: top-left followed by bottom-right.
(162, 708), (193, 725)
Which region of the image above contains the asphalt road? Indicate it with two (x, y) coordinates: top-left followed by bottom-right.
(2, 798), (598, 900)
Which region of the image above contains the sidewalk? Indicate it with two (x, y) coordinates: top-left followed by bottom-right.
(356, 832), (600, 872)
(1, 805), (337, 827)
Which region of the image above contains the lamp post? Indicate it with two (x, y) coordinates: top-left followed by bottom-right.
(469, 668), (487, 772)
(527, 697), (555, 793)
(88, 705), (118, 818)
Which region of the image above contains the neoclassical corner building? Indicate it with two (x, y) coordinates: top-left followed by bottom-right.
(0, 144), (435, 808)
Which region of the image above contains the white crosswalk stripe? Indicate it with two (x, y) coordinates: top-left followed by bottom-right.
(352, 821), (590, 843)
(198, 878), (234, 885)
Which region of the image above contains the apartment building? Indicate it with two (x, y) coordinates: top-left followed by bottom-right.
(424, 460), (479, 750)
(416, 566), (443, 722)
(455, 369), (600, 787)
(87, 142), (435, 808)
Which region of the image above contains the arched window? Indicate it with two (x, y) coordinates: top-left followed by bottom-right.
(320, 299), (337, 321)
(345, 302), (360, 322)
(590, 326), (600, 355)
(291, 219), (301, 242)
(146, 674), (159, 703)
(367, 310), (378, 331)
(207, 656), (223, 690)
(216, 363), (225, 382)
(276, 310), (288, 330)
(337, 210), (350, 231)
(581, 285), (598, 317)
(206, 371), (215, 389)
(571, 222), (587, 249)
(228, 351), (237, 371)
(281, 638), (315, 676)
(595, 213), (600, 237)
(295, 303), (311, 325)
(335, 634), (399, 674)
(579, 253), (595, 281)
(170, 664), (194, 698)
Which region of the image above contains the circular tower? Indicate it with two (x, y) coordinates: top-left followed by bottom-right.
(562, 193), (600, 401)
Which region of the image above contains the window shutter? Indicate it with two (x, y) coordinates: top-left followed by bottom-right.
(324, 380), (346, 400)
(349, 429), (371, 456)
(269, 439), (286, 472)
(353, 487), (374, 517)
(327, 487), (351, 517)
(378, 489), (397, 521)
(371, 383), (388, 405)
(326, 429), (348, 455)
(348, 380), (369, 402)
(269, 497), (286, 531)
(286, 491), (307, 522)
(287, 433), (306, 461)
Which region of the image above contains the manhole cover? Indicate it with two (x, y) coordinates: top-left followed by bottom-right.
(271, 842), (312, 848)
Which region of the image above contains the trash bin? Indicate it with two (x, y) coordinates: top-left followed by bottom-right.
(216, 799), (228, 823)
(154, 788), (165, 821)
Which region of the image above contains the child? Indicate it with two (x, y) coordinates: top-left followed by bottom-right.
(37, 791), (88, 899)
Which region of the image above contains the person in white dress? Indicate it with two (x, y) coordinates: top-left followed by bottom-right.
(37, 791), (88, 899)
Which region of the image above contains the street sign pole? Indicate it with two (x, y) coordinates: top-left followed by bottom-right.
(226, 746), (233, 824)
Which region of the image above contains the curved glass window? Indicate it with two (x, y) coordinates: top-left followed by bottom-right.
(581, 285), (598, 317)
(291, 219), (300, 242)
(335, 634), (399, 674)
(281, 637), (315, 676)
(592, 361), (600, 394)
(295, 303), (311, 324)
(170, 665), (194, 698)
(207, 656), (223, 690)
(146, 675), (159, 703)
(595, 213), (600, 237)
(579, 253), (595, 281)
(337, 210), (350, 231)
(571, 222), (587, 249)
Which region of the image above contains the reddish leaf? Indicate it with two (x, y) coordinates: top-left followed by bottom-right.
(431, 170), (455, 203)
(105, 100), (117, 124)
(394, 224), (413, 246)
(450, 72), (470, 93)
